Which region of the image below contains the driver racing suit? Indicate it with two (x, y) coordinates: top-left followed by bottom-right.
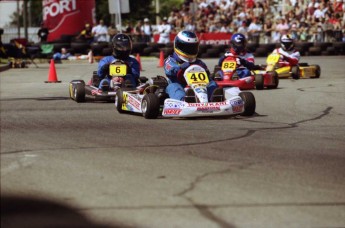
(271, 48), (300, 67)
(217, 50), (256, 79)
(164, 52), (218, 101)
(97, 55), (140, 89)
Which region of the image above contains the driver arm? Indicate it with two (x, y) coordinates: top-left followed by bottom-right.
(97, 56), (114, 78)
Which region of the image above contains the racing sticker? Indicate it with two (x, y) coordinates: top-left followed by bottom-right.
(109, 64), (127, 77)
(122, 93), (128, 110)
(185, 72), (209, 85)
(127, 95), (141, 110)
(230, 99), (243, 113)
(196, 106), (220, 113)
(187, 102), (227, 107)
(163, 109), (182, 115)
(221, 59), (236, 72)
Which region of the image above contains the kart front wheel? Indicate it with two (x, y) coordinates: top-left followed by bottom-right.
(255, 74), (264, 90)
(69, 81), (85, 103)
(142, 93), (160, 119)
(115, 89), (125, 113)
(239, 92), (256, 116)
(291, 66), (300, 79)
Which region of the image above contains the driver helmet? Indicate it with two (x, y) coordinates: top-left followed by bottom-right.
(112, 33), (132, 59)
(230, 33), (247, 55)
(280, 34), (294, 51)
(174, 30), (199, 62)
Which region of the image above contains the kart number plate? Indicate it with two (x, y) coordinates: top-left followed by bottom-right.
(221, 60), (236, 71)
(185, 72), (209, 84)
(267, 54), (280, 64)
(109, 64), (127, 77)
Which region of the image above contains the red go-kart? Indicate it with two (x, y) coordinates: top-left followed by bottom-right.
(212, 55), (279, 90)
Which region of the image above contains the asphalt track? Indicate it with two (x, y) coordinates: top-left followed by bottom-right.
(1, 56), (345, 227)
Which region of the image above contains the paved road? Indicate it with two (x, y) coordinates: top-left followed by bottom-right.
(1, 56), (345, 227)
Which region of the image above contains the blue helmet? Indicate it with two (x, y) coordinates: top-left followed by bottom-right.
(174, 30), (199, 62)
(230, 33), (247, 54)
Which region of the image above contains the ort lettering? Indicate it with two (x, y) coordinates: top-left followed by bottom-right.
(43, 0), (77, 20)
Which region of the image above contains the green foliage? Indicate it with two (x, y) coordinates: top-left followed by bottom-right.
(159, 0), (183, 18)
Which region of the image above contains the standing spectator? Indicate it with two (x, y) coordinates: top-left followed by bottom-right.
(37, 23), (49, 43)
(76, 23), (93, 43)
(157, 17), (172, 44)
(247, 17), (262, 44)
(108, 23), (117, 42)
(92, 19), (108, 43)
(263, 18), (273, 43)
(184, 18), (196, 32)
(133, 20), (143, 42)
(237, 21), (249, 38)
(141, 18), (153, 43)
(276, 18), (290, 37)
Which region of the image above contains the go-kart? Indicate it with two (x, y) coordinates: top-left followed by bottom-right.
(212, 55), (278, 90)
(115, 64), (256, 119)
(69, 60), (138, 102)
(255, 52), (321, 79)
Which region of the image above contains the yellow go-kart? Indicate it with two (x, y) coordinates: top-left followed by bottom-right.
(256, 53), (321, 79)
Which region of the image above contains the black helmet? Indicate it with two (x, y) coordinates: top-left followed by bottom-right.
(112, 34), (132, 59)
(230, 33), (247, 54)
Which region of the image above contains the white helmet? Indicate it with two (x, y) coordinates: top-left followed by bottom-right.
(280, 34), (294, 51)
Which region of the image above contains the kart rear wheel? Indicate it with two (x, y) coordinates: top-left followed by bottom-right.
(255, 74), (264, 90)
(267, 71), (279, 89)
(115, 89), (125, 113)
(291, 66), (300, 79)
(239, 92), (256, 116)
(313, 65), (321, 78)
(142, 93), (160, 119)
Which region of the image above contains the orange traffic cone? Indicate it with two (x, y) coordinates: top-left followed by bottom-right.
(136, 53), (143, 71)
(88, 50), (94, 64)
(45, 59), (61, 83)
(157, 51), (164, 68)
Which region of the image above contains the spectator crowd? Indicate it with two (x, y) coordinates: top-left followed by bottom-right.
(72, 0), (345, 45)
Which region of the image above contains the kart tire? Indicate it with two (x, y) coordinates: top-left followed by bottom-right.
(142, 93), (160, 119)
(313, 65), (321, 78)
(267, 71), (279, 89)
(291, 66), (300, 79)
(239, 92), (256, 116)
(115, 89), (125, 113)
(72, 82), (85, 103)
(255, 74), (264, 90)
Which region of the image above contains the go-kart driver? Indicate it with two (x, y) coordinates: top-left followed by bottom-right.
(164, 30), (218, 101)
(271, 34), (300, 67)
(97, 33), (140, 90)
(216, 33), (256, 79)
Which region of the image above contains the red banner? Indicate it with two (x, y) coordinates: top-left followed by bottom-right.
(154, 33), (232, 45)
(43, 0), (95, 41)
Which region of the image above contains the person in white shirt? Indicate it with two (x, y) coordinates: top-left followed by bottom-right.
(247, 17), (262, 44)
(157, 17), (172, 44)
(92, 20), (108, 42)
(141, 18), (153, 43)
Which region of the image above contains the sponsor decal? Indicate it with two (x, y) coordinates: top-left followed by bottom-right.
(128, 95), (141, 110)
(196, 106), (220, 112)
(230, 99), (243, 113)
(163, 109), (182, 115)
(91, 89), (101, 95)
(187, 102), (227, 107)
(43, 0), (95, 41)
(165, 102), (183, 109)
